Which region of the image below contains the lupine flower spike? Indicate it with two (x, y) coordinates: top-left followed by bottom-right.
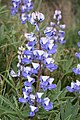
(10, 0), (33, 24)
(11, 9), (66, 117)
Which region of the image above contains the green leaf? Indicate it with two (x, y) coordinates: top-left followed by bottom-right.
(0, 95), (23, 119)
(71, 101), (79, 120)
(0, 95), (16, 111)
(6, 114), (19, 120)
(65, 115), (72, 120)
(0, 74), (16, 90)
(60, 105), (64, 120)
(55, 112), (60, 120)
(56, 80), (61, 92)
(64, 100), (72, 119)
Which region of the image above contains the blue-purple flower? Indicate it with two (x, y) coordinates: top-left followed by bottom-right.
(72, 64), (80, 75)
(77, 42), (80, 48)
(78, 31), (80, 36)
(40, 76), (56, 91)
(75, 52), (80, 59)
(36, 92), (44, 103)
(44, 58), (58, 72)
(44, 10), (66, 44)
(29, 105), (38, 117)
(10, 0), (33, 24)
(42, 97), (53, 111)
(28, 12), (45, 25)
(66, 80), (80, 94)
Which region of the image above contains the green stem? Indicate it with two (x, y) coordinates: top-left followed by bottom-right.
(36, 26), (41, 93)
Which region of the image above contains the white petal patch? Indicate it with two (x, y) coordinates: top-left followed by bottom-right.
(30, 105), (37, 112)
(25, 86), (31, 91)
(32, 62), (40, 69)
(30, 94), (35, 100)
(24, 67), (31, 72)
(37, 50), (44, 56)
(33, 50), (37, 55)
(48, 78), (54, 84)
(76, 80), (80, 86)
(71, 82), (74, 88)
(45, 58), (54, 64)
(22, 5), (26, 10)
(21, 13), (27, 21)
(41, 76), (49, 81)
(23, 91), (28, 99)
(43, 52), (49, 58)
(48, 43), (54, 50)
(77, 64), (80, 69)
(27, 76), (34, 82)
(36, 92), (44, 98)
(41, 37), (48, 44)
(27, 55), (31, 59)
(44, 97), (50, 106)
(10, 70), (17, 77)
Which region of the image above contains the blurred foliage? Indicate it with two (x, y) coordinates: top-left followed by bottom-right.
(71, 0), (80, 24)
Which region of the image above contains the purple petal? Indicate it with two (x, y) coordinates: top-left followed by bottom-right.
(48, 84), (56, 90)
(66, 86), (74, 92)
(19, 98), (27, 103)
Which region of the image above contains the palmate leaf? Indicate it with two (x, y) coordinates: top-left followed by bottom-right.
(0, 95), (30, 119)
(60, 99), (79, 120)
(0, 95), (24, 119)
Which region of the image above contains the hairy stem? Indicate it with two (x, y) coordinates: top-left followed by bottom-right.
(36, 25), (41, 93)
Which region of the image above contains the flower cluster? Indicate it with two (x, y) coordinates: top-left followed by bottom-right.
(44, 10), (66, 45)
(18, 11), (58, 117)
(66, 80), (80, 94)
(10, 46), (25, 77)
(72, 33), (80, 75)
(10, 9), (66, 117)
(28, 12), (45, 31)
(66, 31), (80, 94)
(72, 64), (80, 75)
(10, 0), (33, 24)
